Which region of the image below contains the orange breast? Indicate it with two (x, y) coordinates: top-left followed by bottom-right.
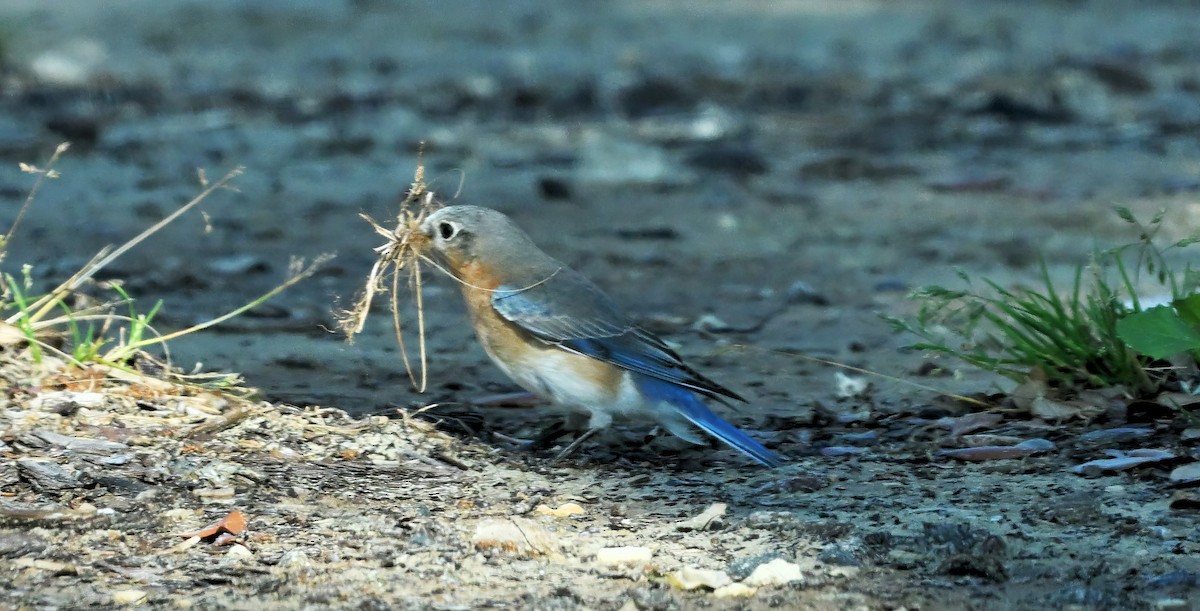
(454, 262), (624, 404)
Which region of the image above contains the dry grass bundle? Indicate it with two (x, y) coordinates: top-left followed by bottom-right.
(338, 158), (443, 392)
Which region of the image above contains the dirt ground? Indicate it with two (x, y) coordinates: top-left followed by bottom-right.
(3, 1), (1200, 609)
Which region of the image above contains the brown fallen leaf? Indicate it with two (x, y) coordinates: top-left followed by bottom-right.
(180, 509), (247, 545)
(1030, 396), (1103, 422)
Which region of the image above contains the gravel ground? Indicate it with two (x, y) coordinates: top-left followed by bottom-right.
(2, 1), (1200, 609)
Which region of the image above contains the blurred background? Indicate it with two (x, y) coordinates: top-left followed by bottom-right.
(1, 0), (1199, 412)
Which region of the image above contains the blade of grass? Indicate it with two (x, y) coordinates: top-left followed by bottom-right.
(21, 166), (244, 326)
(111, 254), (332, 357)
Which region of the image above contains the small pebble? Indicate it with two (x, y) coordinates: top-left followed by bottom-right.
(225, 544), (254, 561)
(472, 517), (559, 556)
(743, 558), (804, 587)
(785, 280), (829, 305)
(1168, 462), (1200, 483)
(594, 546), (652, 566)
(111, 589), (148, 605)
(277, 550), (312, 570)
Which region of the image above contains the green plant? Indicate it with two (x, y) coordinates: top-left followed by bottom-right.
(1111, 208), (1200, 360)
(886, 208), (1198, 396)
(888, 261), (1153, 393)
(2, 144), (330, 389)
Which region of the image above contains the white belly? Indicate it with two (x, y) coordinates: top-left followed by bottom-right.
(492, 348), (646, 430)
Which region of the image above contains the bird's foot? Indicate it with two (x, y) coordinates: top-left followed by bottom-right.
(549, 428), (599, 465)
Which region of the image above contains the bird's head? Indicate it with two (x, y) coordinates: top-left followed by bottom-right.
(418, 205), (539, 272)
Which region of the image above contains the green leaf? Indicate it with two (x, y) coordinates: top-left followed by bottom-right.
(1175, 293), (1200, 328)
(1116, 305), (1200, 359)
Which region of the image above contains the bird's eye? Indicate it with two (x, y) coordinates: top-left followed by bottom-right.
(438, 222), (458, 240)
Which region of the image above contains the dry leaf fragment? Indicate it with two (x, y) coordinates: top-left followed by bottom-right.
(936, 412), (1003, 437)
(1030, 396), (1103, 422)
(1071, 449), (1175, 476)
(668, 567), (732, 591)
(180, 509), (247, 544)
(939, 438), (1054, 462)
(173, 536), (202, 553)
(1012, 376), (1103, 422)
(1077, 427), (1155, 445)
(675, 503), (727, 531)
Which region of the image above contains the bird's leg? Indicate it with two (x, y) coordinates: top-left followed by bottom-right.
(523, 410), (591, 450)
(550, 428), (600, 464)
(521, 420), (571, 451)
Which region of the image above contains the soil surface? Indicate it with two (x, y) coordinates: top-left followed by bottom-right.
(2, 1), (1200, 609)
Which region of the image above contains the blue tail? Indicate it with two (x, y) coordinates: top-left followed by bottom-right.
(635, 376), (782, 468)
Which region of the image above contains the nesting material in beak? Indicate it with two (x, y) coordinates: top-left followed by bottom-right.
(338, 159), (443, 392)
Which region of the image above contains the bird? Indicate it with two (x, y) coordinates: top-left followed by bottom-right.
(415, 205), (781, 467)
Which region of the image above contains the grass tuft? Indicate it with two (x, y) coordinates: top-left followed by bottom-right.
(886, 208), (1198, 397)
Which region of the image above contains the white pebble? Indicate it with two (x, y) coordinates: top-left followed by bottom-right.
(594, 546), (653, 566)
(743, 558), (804, 587)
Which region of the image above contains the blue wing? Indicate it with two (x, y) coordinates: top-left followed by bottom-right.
(490, 269), (745, 404)
(491, 269), (781, 466)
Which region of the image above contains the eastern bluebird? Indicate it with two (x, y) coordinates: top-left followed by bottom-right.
(417, 205), (781, 467)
